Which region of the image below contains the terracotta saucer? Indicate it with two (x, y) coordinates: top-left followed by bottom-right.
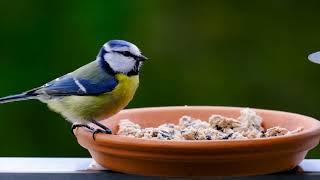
(74, 106), (320, 176)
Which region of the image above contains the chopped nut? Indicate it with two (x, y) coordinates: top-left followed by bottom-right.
(181, 127), (197, 140)
(117, 119), (142, 137)
(265, 126), (289, 137)
(209, 115), (241, 129)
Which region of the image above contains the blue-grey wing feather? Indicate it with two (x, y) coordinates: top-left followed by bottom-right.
(29, 61), (118, 96)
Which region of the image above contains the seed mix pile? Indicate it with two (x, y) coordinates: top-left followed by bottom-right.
(117, 108), (303, 140)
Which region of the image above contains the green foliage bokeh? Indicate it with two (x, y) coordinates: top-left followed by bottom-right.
(0, 0), (319, 158)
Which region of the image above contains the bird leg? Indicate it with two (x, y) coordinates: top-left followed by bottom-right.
(92, 120), (112, 140)
(71, 124), (94, 136)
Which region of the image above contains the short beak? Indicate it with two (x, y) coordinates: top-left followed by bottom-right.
(138, 54), (148, 61)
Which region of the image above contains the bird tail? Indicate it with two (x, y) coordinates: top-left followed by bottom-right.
(0, 93), (37, 104)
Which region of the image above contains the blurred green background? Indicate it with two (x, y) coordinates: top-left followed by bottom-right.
(0, 0), (319, 158)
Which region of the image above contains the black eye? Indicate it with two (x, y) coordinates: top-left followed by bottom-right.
(119, 51), (132, 57)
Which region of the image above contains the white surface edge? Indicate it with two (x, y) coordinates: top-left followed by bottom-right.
(0, 158), (318, 173)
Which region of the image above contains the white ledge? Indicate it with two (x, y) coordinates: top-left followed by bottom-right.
(0, 158), (93, 173)
(0, 158), (319, 180)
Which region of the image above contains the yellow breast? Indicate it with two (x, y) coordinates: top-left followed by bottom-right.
(92, 74), (140, 120)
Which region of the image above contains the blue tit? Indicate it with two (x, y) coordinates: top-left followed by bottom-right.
(0, 40), (147, 139)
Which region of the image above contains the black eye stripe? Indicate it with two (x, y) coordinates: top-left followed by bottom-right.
(119, 51), (131, 57)
(115, 51), (139, 59)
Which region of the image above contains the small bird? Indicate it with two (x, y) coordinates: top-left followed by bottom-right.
(308, 51), (320, 64)
(0, 40), (147, 139)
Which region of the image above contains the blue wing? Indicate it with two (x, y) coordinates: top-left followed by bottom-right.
(29, 61), (118, 96)
(32, 74), (117, 96)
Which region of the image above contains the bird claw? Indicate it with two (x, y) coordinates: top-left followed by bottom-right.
(71, 124), (94, 136)
(71, 121), (112, 140)
(92, 128), (112, 140)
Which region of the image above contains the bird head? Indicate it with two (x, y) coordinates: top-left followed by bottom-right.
(99, 40), (148, 75)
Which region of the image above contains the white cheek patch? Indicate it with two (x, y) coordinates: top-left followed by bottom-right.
(104, 53), (136, 74)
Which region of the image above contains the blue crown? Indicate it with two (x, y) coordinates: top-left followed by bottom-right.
(107, 40), (132, 48)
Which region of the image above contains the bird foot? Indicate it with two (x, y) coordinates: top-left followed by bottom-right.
(71, 124), (94, 136)
(71, 121), (112, 140)
(92, 128), (112, 140)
